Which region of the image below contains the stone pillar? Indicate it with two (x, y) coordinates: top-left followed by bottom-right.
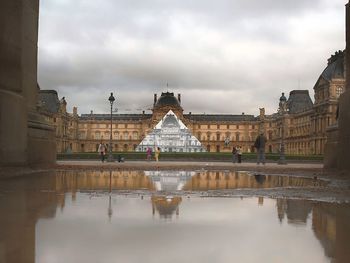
(337, 2), (350, 171)
(0, 1), (30, 165)
(0, 0), (55, 167)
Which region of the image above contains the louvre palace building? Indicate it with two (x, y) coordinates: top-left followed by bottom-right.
(38, 50), (344, 155)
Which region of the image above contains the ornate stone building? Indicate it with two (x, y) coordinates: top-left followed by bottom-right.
(78, 91), (263, 153)
(40, 51), (344, 155)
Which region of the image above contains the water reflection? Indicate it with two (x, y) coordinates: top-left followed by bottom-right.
(53, 170), (326, 192)
(0, 172), (347, 263)
(152, 196), (182, 219)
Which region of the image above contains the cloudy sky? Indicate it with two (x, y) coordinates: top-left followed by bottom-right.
(38, 0), (346, 115)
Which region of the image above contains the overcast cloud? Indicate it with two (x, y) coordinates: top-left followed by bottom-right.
(38, 0), (346, 115)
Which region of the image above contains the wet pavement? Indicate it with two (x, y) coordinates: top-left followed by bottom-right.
(0, 170), (350, 263)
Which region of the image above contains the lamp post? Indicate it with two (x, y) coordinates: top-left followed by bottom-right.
(278, 92), (287, 165)
(108, 170), (113, 221)
(107, 92), (115, 162)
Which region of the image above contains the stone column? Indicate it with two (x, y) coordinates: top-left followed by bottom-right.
(337, 2), (350, 171)
(0, 0), (55, 167)
(0, 1), (30, 165)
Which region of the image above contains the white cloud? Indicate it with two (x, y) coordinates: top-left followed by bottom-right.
(38, 0), (346, 115)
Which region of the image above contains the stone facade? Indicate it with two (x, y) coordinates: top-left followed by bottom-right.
(42, 51), (343, 156)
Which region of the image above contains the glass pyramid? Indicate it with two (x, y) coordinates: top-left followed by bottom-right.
(136, 110), (206, 153)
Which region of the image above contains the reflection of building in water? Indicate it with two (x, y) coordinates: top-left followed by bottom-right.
(258, 197), (264, 206)
(55, 170), (155, 192)
(312, 203), (336, 259)
(151, 196), (182, 219)
(145, 170), (195, 191)
(184, 171), (325, 191)
(275, 199), (312, 225)
(137, 110), (205, 152)
(312, 203), (350, 261)
(275, 199), (350, 261)
(276, 199), (288, 222)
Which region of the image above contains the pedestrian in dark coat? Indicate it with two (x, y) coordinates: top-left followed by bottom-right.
(254, 133), (267, 165)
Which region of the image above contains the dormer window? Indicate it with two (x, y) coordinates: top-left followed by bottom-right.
(336, 86), (343, 98)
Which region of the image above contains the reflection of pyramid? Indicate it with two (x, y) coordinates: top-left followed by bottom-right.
(145, 170), (195, 191)
(136, 110), (206, 152)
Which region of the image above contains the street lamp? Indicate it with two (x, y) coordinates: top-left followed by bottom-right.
(108, 170), (113, 222)
(278, 92), (287, 165)
(107, 92), (115, 162)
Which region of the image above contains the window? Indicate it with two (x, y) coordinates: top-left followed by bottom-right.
(53, 118), (56, 122)
(236, 133), (240, 141)
(336, 86), (343, 98)
(216, 133), (220, 141)
(236, 125), (239, 129)
(227, 124), (229, 129)
(217, 124), (220, 129)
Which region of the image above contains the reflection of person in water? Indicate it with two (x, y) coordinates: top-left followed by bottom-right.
(254, 174), (266, 184)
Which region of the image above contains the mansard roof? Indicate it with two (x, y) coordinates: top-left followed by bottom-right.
(184, 114), (257, 122)
(287, 90), (313, 114)
(322, 50), (345, 81)
(80, 113), (152, 121)
(38, 90), (60, 113)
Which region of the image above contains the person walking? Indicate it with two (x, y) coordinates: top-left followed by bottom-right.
(98, 142), (106, 162)
(146, 147), (152, 161)
(155, 147), (160, 162)
(236, 145), (242, 163)
(254, 133), (267, 165)
(232, 146), (237, 163)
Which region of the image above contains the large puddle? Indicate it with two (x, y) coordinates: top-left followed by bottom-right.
(0, 170), (349, 263)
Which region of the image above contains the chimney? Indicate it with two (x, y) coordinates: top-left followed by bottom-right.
(142, 110), (145, 115)
(154, 94), (157, 105)
(73, 107), (78, 116)
(178, 93), (181, 103)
